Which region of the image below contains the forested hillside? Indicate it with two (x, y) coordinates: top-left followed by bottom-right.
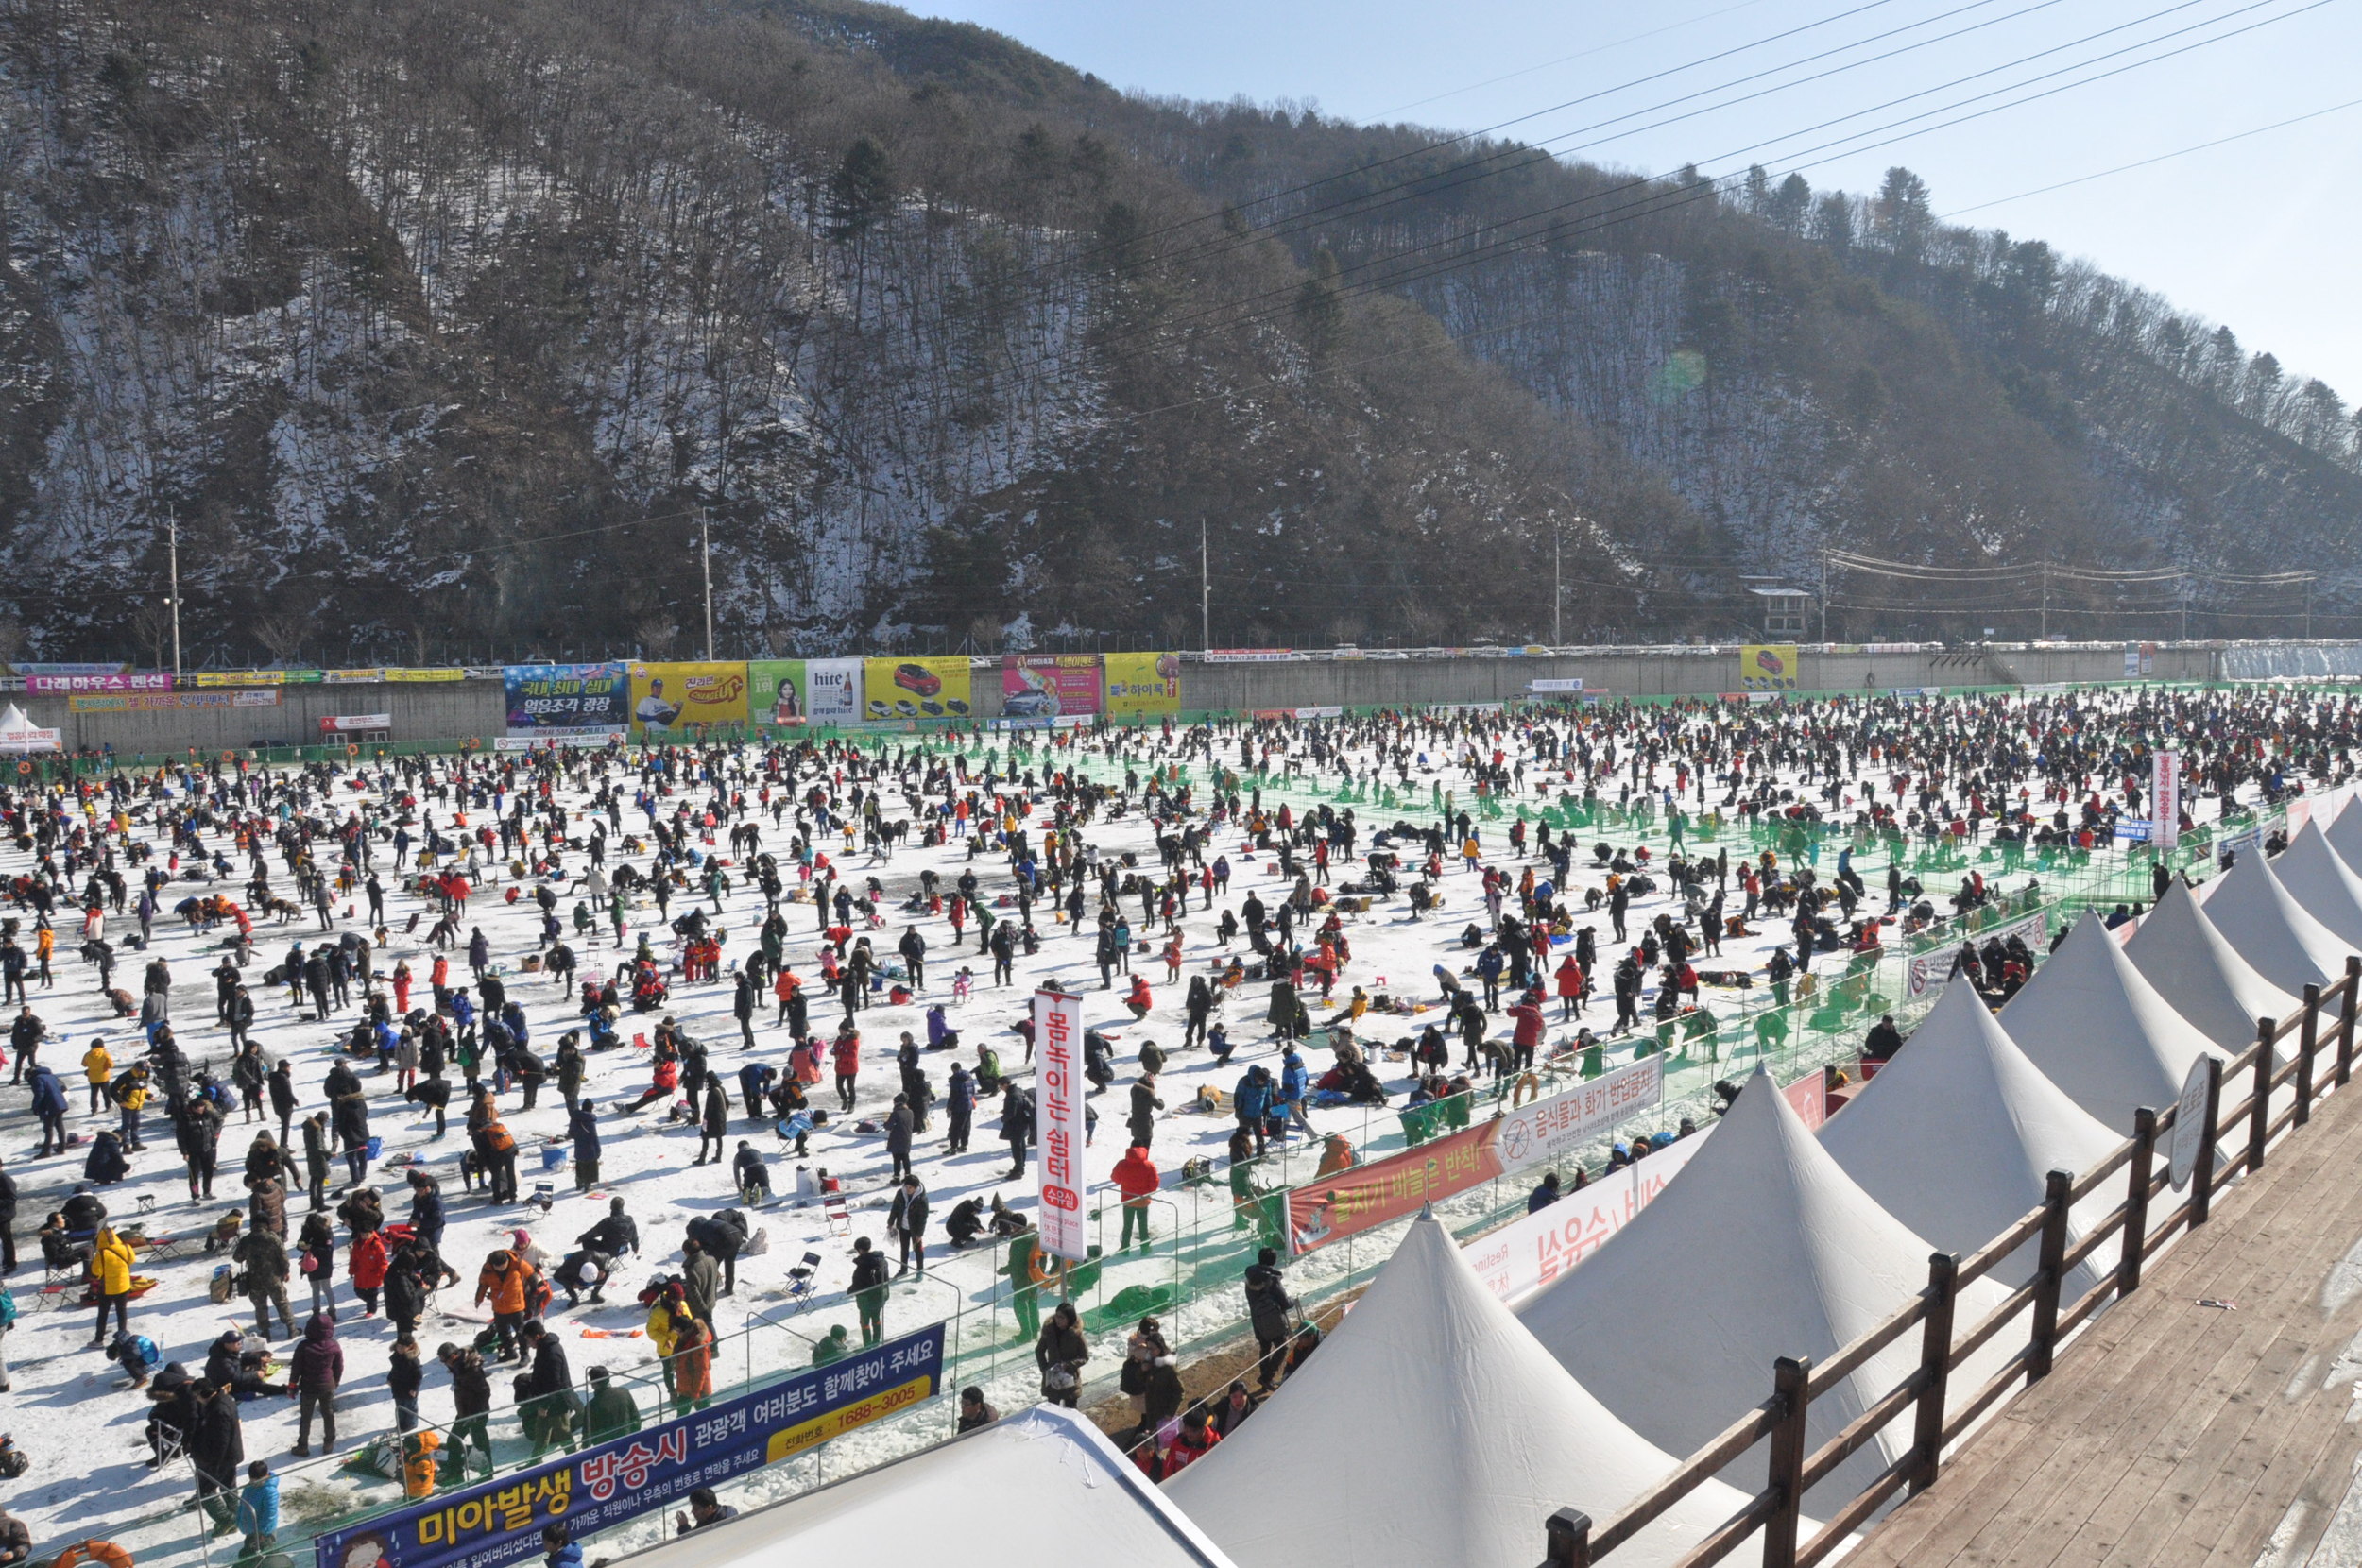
(0, 0), (2351, 663)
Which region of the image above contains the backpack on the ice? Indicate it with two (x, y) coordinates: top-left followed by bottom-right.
(208, 1266), (235, 1305)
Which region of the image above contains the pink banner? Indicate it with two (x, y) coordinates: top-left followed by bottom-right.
(1001, 656), (1102, 719)
(1033, 988), (1090, 1262)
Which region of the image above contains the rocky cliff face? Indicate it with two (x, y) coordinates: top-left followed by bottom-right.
(0, 0), (2351, 665)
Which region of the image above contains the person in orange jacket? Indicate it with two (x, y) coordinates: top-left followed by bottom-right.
(1111, 1146), (1159, 1252)
(1123, 974), (1153, 1021)
(473, 1249), (538, 1363)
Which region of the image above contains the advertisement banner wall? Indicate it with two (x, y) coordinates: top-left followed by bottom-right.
(1285, 1120), (1503, 1255)
(1739, 644), (1799, 691)
(1103, 652), (1182, 720)
(1033, 989), (1089, 1262)
(1491, 1057), (1664, 1172)
(861, 657), (970, 723)
(628, 662), (750, 735)
(1000, 656), (1102, 720)
(318, 714), (394, 734)
(504, 664), (627, 734)
(1464, 1133), (1707, 1304)
(312, 1324), (944, 1568)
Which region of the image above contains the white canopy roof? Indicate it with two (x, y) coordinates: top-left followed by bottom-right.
(2268, 820), (2362, 955)
(1998, 910), (2225, 1133)
(2196, 849), (2353, 996)
(2326, 796), (2362, 876)
(1821, 974), (2121, 1292)
(0, 706), (30, 734)
(614, 1406), (1239, 1568)
(1168, 1214), (1761, 1568)
(1515, 1070), (2010, 1508)
(2122, 878), (2298, 1052)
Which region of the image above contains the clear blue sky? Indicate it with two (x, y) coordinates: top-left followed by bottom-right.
(902, 0), (2362, 403)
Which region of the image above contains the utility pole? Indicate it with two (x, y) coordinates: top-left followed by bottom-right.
(1552, 524), (1563, 646)
(2305, 574), (2315, 639)
(1819, 552), (1829, 643)
(2180, 573), (2189, 642)
(1200, 518), (1211, 652)
(167, 512), (182, 681)
(2039, 559), (2049, 641)
(698, 507), (715, 661)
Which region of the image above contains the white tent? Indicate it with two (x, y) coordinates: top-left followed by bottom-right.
(2122, 878), (2298, 1053)
(0, 705), (60, 755)
(1998, 909), (2226, 1133)
(612, 1406), (1239, 1568)
(1515, 1071), (2011, 1508)
(2196, 849), (2354, 996)
(2268, 820), (2362, 956)
(1821, 974), (2122, 1293)
(2326, 797), (2362, 878)
(1168, 1214), (1764, 1568)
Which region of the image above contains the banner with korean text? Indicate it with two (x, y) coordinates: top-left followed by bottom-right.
(312, 1323), (944, 1568)
(1490, 1057), (1663, 1172)
(1033, 988), (1089, 1262)
(1285, 1119), (1503, 1255)
(1464, 1133), (1708, 1304)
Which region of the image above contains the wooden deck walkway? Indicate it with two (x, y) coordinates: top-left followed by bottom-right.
(1849, 1073), (2362, 1568)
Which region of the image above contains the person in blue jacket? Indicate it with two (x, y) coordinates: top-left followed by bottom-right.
(1277, 1051), (1312, 1136)
(235, 1460), (279, 1564)
(26, 1065), (67, 1156)
(1233, 1065), (1273, 1156)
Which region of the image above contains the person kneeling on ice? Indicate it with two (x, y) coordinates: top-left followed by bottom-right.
(731, 1142), (772, 1202)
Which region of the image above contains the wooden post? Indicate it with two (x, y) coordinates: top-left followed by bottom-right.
(1763, 1356), (1813, 1568)
(2028, 1170), (2073, 1381)
(2298, 984), (2321, 1127)
(1540, 1507), (1592, 1568)
(2339, 956), (2359, 1089)
(2119, 1108), (2156, 1298)
(2191, 1055), (2222, 1228)
(2249, 1017), (2275, 1174)
(1909, 1253), (1958, 1496)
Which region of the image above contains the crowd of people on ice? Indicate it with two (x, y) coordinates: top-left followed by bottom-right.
(0, 682), (2353, 1560)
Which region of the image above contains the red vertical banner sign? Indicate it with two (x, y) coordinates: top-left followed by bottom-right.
(1033, 988), (1089, 1261)
(2152, 752), (2180, 851)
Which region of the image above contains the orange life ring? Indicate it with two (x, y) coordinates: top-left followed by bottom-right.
(15, 761), (29, 776)
(1510, 1071), (1543, 1107)
(1024, 1237), (1059, 1288)
(52, 1542), (134, 1568)
(221, 752), (238, 766)
(346, 744), (359, 758)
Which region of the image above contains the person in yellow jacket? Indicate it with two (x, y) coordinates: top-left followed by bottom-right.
(82, 1038), (112, 1116)
(88, 1226), (137, 1348)
(645, 1281), (688, 1400)
(400, 1429), (439, 1498)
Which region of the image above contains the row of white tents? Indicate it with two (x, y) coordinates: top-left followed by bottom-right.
(644, 803), (2362, 1568)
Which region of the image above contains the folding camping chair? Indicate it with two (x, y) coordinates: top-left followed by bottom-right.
(784, 1252), (824, 1313)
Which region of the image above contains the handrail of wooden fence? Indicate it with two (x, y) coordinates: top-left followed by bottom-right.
(1538, 953), (2362, 1568)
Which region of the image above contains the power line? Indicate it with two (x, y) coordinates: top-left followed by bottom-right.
(1937, 93), (2362, 215)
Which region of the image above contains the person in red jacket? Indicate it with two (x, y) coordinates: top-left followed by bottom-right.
(1507, 997), (1546, 1074)
(1554, 956), (1585, 1021)
(349, 1228), (390, 1318)
(1111, 1146), (1159, 1252)
(830, 1028), (862, 1113)
(625, 1055), (680, 1114)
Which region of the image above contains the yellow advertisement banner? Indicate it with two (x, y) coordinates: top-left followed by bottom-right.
(761, 1372), (934, 1462)
(384, 667), (465, 683)
(628, 662), (751, 734)
(1104, 652), (1182, 719)
(861, 656), (971, 722)
(1739, 644), (1800, 691)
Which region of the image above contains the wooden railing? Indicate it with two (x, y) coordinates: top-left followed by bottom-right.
(1538, 953), (2362, 1568)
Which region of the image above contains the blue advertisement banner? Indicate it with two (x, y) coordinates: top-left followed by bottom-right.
(503, 664), (627, 733)
(314, 1322), (945, 1568)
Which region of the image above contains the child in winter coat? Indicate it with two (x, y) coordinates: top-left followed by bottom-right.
(234, 1461), (278, 1564)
